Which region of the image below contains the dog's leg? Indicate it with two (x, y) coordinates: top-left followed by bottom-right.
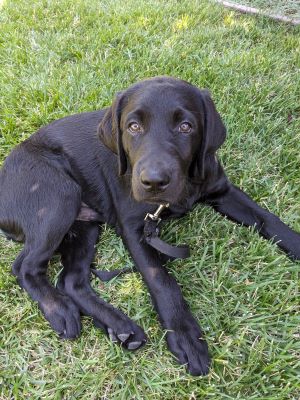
(57, 221), (147, 349)
(8, 169), (84, 339)
(12, 249), (27, 277)
(206, 184), (300, 259)
(17, 204), (84, 339)
(121, 224), (210, 376)
(18, 236), (81, 339)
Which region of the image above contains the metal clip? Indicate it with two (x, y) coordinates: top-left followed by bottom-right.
(144, 203), (169, 223)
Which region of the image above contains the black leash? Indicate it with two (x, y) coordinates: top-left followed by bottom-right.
(91, 266), (133, 282)
(142, 204), (190, 259)
(92, 203), (190, 282)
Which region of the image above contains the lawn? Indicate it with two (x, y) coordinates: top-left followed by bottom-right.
(0, 0), (300, 399)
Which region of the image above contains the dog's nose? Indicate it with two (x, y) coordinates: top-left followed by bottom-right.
(140, 169), (170, 192)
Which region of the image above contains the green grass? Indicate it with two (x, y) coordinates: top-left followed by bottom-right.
(0, 0), (300, 398)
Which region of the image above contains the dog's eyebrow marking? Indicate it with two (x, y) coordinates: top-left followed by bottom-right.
(37, 207), (47, 218)
(30, 183), (39, 192)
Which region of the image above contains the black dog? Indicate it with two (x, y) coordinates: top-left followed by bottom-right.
(0, 77), (299, 376)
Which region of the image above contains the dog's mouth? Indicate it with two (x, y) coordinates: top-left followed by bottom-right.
(132, 184), (185, 206)
(141, 196), (170, 205)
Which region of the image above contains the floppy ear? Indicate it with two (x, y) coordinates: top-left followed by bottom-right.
(193, 89), (226, 180)
(98, 91), (127, 175)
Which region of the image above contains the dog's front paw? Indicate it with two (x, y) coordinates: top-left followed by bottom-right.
(166, 318), (210, 376)
(93, 313), (147, 351)
(288, 243), (300, 261)
(39, 295), (81, 339)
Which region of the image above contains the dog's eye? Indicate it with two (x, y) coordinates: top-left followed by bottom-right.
(128, 122), (143, 134)
(179, 122), (192, 134)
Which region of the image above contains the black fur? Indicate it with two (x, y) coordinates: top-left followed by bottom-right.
(1, 77), (299, 376)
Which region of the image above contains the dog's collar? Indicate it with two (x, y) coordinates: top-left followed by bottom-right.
(143, 203), (190, 260)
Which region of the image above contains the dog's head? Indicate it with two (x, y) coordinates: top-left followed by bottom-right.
(98, 77), (226, 205)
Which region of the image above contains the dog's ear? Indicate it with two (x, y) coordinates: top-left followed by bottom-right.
(192, 89), (226, 180)
(98, 91), (127, 175)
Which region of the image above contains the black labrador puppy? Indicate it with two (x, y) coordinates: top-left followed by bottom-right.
(0, 77), (299, 376)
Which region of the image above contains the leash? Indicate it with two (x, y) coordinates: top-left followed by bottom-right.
(142, 203), (190, 259)
(92, 203), (190, 282)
